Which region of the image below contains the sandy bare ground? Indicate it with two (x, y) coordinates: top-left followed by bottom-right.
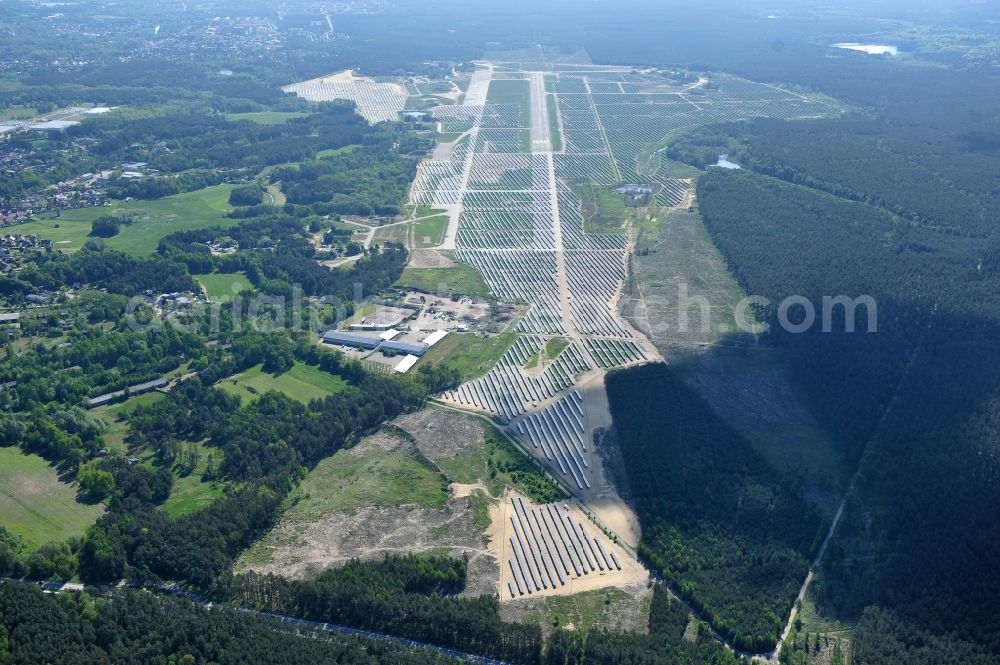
(396, 407), (490, 461)
(406, 249), (457, 269)
(239, 408), (523, 594)
(239, 413), (500, 595)
(491, 490), (647, 602)
(244, 497), (498, 596)
(574, 373), (643, 548)
(284, 69), (361, 86)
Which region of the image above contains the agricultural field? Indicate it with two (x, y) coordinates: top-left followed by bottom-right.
(0, 446), (103, 550)
(25, 184), (238, 255)
(218, 362), (348, 404)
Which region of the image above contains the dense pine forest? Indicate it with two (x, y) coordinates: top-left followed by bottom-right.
(0, 581), (474, 665)
(605, 364), (820, 652)
(677, 56), (1000, 664)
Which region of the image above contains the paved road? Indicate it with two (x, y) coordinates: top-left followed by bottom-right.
(463, 65), (492, 107)
(528, 72), (551, 152)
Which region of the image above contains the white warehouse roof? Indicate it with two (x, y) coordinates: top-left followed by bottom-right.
(423, 330), (449, 346)
(29, 120), (80, 131)
(393, 354), (419, 373)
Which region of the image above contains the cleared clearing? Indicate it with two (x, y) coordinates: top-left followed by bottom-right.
(395, 262), (492, 297)
(500, 584), (652, 636)
(0, 446), (104, 549)
(197, 272), (252, 302)
(218, 362), (348, 404)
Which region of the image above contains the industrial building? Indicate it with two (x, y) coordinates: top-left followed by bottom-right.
(423, 330), (449, 346)
(379, 339), (428, 357)
(322, 330), (382, 350)
(393, 354), (419, 373)
(84, 377), (168, 408)
(28, 120), (80, 132)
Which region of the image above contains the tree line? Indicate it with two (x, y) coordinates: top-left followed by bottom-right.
(0, 581), (471, 665)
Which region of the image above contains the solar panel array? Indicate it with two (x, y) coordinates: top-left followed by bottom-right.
(281, 79), (408, 124)
(423, 64), (838, 496)
(503, 495), (623, 597)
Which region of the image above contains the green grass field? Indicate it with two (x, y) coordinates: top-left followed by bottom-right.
(419, 332), (518, 382)
(545, 336), (570, 358)
(282, 433), (449, 517)
(0, 446), (104, 549)
(510, 587), (653, 636)
(266, 182), (286, 206)
(435, 131), (464, 142)
(159, 441), (226, 519)
(197, 272), (251, 301)
(395, 261), (491, 297)
(224, 111), (310, 124)
(411, 205), (447, 218)
(315, 144), (360, 159)
(22, 184), (238, 255)
(412, 215), (448, 247)
(373, 215), (448, 249)
(161, 473), (225, 518)
(573, 181), (629, 233)
(0, 105), (36, 120)
(218, 362), (348, 404)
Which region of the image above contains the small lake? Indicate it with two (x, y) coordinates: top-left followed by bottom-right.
(833, 43), (898, 56)
(714, 154), (741, 170)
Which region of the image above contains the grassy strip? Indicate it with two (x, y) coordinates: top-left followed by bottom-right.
(547, 94), (562, 151)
